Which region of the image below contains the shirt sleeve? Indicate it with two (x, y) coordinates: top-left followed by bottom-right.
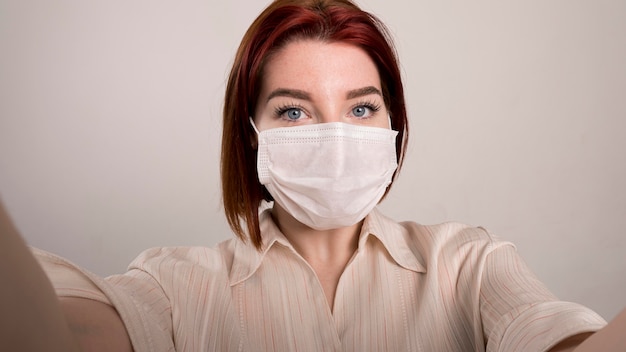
(33, 248), (175, 352)
(479, 243), (606, 352)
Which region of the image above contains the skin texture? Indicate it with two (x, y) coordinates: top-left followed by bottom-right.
(60, 297), (133, 352)
(254, 40), (389, 130)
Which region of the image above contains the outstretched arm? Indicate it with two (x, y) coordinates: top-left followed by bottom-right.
(0, 200), (133, 351)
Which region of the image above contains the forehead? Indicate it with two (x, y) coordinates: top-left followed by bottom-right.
(260, 40), (382, 94)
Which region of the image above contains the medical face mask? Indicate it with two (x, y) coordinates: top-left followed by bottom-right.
(252, 119), (398, 230)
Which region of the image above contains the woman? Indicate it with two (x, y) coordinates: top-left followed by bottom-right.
(1, 0), (624, 351)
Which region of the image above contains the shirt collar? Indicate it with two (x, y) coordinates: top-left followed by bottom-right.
(228, 208), (291, 286)
(229, 207), (426, 286)
(359, 208), (426, 273)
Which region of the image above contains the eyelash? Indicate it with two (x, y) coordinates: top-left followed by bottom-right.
(274, 103), (306, 118)
(353, 100), (382, 116)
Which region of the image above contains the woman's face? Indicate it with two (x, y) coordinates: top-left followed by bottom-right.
(253, 40), (389, 131)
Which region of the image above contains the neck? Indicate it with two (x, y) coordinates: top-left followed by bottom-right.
(270, 203), (362, 311)
(270, 204), (360, 267)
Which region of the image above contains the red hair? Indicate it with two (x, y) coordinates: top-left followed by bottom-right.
(221, 0), (409, 249)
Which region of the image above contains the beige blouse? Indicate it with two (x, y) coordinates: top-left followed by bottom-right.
(35, 207), (606, 351)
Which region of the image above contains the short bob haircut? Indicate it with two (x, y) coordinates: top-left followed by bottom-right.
(221, 0), (409, 250)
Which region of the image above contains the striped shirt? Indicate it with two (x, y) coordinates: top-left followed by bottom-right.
(35, 207), (606, 351)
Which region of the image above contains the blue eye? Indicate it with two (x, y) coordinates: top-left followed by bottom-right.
(352, 106), (368, 117)
(350, 101), (381, 119)
(285, 108), (302, 120)
(274, 104), (308, 123)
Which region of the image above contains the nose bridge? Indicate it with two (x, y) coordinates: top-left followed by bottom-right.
(315, 96), (343, 124)
(318, 113), (341, 123)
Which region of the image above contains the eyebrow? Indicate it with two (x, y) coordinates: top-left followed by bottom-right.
(346, 86), (383, 99)
(266, 86), (382, 102)
(266, 88), (311, 102)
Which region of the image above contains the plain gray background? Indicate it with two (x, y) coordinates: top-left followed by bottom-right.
(0, 1), (624, 320)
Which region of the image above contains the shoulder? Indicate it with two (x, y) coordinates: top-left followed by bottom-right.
(126, 238), (240, 284)
(416, 222), (513, 264)
(402, 221), (502, 249)
(380, 209), (511, 255)
(370, 210), (513, 267)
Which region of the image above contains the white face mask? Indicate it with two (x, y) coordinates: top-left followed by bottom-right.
(252, 119), (398, 230)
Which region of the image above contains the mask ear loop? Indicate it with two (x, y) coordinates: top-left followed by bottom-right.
(248, 116), (261, 150)
(388, 114), (393, 130)
(249, 117), (261, 135)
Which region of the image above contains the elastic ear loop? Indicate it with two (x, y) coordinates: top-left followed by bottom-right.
(249, 117), (260, 135)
